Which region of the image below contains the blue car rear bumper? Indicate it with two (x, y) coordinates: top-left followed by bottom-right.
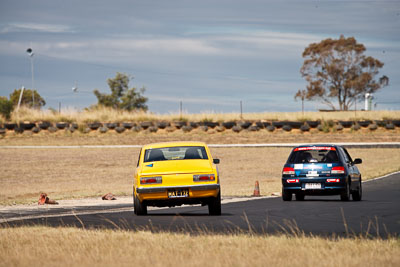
(282, 177), (346, 195)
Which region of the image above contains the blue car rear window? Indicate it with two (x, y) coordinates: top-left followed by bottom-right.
(288, 147), (339, 163)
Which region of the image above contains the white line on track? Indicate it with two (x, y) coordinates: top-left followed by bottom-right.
(1, 142), (400, 149)
(0, 196), (275, 223)
(363, 171), (400, 183)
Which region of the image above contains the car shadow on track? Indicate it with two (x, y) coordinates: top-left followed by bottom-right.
(291, 200), (350, 202)
(143, 212), (233, 217)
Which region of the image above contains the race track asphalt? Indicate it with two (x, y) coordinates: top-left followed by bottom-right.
(2, 172), (400, 237)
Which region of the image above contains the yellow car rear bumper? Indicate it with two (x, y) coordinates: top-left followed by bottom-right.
(136, 184), (220, 201)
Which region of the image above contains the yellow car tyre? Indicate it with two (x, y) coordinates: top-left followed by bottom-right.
(134, 193), (147, 215)
(208, 192), (221, 215)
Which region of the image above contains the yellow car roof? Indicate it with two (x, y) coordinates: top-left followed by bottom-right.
(142, 141), (207, 150)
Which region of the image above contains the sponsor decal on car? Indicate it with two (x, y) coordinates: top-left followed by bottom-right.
(306, 170), (319, 177)
(294, 164), (303, 169)
(294, 146), (336, 151)
(304, 164), (323, 169)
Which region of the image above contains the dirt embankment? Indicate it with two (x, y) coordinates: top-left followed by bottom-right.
(1, 127), (400, 146)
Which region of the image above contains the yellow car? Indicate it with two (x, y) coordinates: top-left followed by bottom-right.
(134, 141), (221, 215)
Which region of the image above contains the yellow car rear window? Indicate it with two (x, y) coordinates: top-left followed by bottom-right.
(144, 146), (208, 162)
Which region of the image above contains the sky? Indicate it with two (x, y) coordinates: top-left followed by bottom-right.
(0, 0), (399, 114)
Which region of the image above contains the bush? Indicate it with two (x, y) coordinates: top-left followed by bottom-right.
(0, 96), (14, 120)
(318, 121), (332, 133)
(369, 124), (378, 131)
(282, 125), (292, 132)
(182, 125), (192, 132)
(385, 123), (395, 130)
(266, 125), (275, 132)
(351, 123), (361, 131)
(300, 124), (310, 132)
(334, 124), (344, 131)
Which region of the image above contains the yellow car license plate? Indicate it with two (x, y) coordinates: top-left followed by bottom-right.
(168, 189), (189, 198)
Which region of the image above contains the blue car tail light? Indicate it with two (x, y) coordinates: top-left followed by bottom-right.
(282, 167), (295, 175)
(331, 166), (345, 174)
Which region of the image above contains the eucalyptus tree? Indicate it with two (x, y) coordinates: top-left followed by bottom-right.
(93, 72), (148, 111)
(297, 35), (388, 110)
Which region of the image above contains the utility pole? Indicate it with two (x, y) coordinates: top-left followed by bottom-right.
(354, 100), (357, 120)
(17, 86), (25, 111)
(26, 46), (35, 108)
(179, 101), (182, 120)
(240, 100), (243, 119)
(295, 89), (306, 117)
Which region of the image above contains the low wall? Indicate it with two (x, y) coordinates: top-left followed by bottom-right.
(0, 119), (399, 135)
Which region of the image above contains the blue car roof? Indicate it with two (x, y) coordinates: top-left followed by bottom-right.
(295, 144), (338, 148)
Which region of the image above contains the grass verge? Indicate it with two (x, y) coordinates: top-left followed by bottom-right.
(0, 226), (399, 267)
(0, 147), (399, 205)
(4, 106), (400, 124)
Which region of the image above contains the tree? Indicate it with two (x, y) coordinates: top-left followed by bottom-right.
(299, 35), (388, 110)
(9, 88), (46, 108)
(0, 96), (14, 120)
(93, 72), (148, 111)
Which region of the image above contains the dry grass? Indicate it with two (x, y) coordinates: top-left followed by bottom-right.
(0, 147), (399, 205)
(0, 226), (399, 267)
(7, 106), (400, 124)
(0, 148), (136, 205)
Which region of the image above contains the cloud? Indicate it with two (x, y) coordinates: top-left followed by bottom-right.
(125, 38), (220, 55)
(0, 36), (220, 59)
(149, 94), (235, 106)
(0, 23), (73, 34)
(222, 31), (321, 47)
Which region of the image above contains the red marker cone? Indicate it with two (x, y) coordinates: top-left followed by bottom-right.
(38, 193), (59, 205)
(38, 193), (47, 205)
(253, 181), (260, 197)
(102, 192), (116, 200)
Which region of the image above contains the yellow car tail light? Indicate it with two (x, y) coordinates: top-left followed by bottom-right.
(140, 176), (162, 184)
(193, 174), (215, 182)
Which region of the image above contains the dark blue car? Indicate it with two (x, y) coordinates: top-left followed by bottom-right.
(282, 145), (362, 201)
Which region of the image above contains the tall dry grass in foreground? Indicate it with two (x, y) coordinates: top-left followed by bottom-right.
(0, 226), (398, 267)
(0, 147), (399, 205)
(5, 106), (400, 124)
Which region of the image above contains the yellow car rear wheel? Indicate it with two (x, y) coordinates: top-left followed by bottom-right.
(208, 192), (221, 215)
(134, 194), (147, 215)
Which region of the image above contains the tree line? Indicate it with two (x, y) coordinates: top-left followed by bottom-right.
(0, 72), (148, 119)
(0, 35), (389, 120)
